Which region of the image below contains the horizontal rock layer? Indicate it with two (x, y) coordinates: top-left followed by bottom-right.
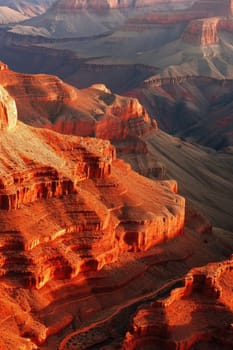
(0, 67), (157, 141)
(0, 87), (184, 291)
(182, 17), (233, 46)
(123, 257), (233, 349)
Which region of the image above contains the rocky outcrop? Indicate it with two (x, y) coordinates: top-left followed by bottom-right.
(123, 257), (233, 350)
(182, 17), (220, 46)
(0, 66), (157, 141)
(0, 85), (17, 130)
(0, 77), (233, 350)
(182, 16), (233, 46)
(0, 84), (184, 292)
(0, 60), (8, 70)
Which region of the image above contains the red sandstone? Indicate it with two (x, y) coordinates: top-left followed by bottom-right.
(0, 63), (232, 350)
(123, 258), (233, 350)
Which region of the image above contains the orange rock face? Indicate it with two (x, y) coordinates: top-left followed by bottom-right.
(0, 82), (193, 349)
(182, 17), (233, 46)
(0, 66), (156, 141)
(0, 86), (188, 350)
(182, 18), (220, 46)
(0, 116), (185, 287)
(123, 258), (233, 350)
(0, 85), (17, 131)
(0, 66), (232, 350)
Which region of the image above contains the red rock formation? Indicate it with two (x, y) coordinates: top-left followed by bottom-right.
(0, 85), (17, 131)
(0, 91), (232, 349)
(0, 66), (156, 141)
(0, 82), (184, 289)
(0, 84), (192, 349)
(182, 16), (233, 46)
(0, 60), (8, 70)
(123, 257), (233, 350)
(182, 17), (220, 46)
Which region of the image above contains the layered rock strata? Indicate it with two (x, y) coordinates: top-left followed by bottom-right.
(0, 65), (160, 178)
(0, 66), (157, 140)
(0, 85), (185, 292)
(182, 17), (220, 46)
(0, 72), (233, 350)
(123, 258), (233, 349)
(182, 17), (233, 46)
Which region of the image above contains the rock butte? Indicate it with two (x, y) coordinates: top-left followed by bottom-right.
(182, 17), (233, 46)
(0, 83), (184, 277)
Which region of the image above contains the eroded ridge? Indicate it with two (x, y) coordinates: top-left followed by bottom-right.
(0, 86), (185, 294)
(123, 258), (233, 350)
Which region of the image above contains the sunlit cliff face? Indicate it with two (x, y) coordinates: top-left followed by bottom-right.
(0, 85), (17, 131)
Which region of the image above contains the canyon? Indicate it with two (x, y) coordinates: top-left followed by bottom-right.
(0, 61), (232, 349)
(0, 84), (232, 349)
(0, 80), (186, 348)
(0, 0), (233, 349)
(0, 62), (232, 231)
(123, 258), (233, 350)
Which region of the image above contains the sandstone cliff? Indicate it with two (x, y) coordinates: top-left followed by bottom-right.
(182, 17), (233, 46)
(0, 74), (233, 350)
(182, 17), (220, 46)
(0, 84), (185, 284)
(0, 65), (160, 179)
(0, 83), (189, 349)
(0, 84), (17, 131)
(0, 66), (156, 141)
(123, 257), (233, 349)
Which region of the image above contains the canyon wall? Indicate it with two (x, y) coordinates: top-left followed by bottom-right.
(182, 17), (220, 46)
(123, 258), (233, 350)
(0, 84), (185, 292)
(182, 17), (233, 46)
(0, 84), (17, 131)
(0, 66), (157, 143)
